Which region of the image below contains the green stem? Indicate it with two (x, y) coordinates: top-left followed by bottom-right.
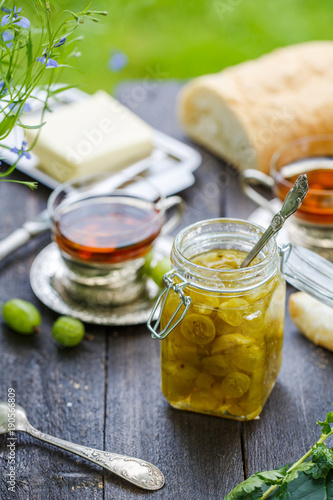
(0, 179), (38, 189)
(259, 430), (333, 500)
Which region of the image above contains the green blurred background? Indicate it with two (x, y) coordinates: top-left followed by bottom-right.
(28, 0), (333, 94)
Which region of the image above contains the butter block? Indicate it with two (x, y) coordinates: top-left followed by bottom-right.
(25, 91), (153, 182)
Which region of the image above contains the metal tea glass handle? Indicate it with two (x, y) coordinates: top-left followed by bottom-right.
(240, 169), (276, 213)
(0, 210), (50, 261)
(161, 196), (184, 235)
(25, 423), (164, 490)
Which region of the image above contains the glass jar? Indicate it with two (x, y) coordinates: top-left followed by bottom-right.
(148, 218), (333, 421)
(153, 219), (285, 420)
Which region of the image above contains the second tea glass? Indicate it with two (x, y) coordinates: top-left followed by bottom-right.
(241, 135), (333, 261)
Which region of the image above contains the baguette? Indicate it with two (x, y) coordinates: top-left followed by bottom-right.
(179, 41), (333, 173)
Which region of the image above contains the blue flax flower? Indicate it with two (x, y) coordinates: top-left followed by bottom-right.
(36, 53), (58, 68)
(10, 140), (31, 160)
(2, 30), (14, 47)
(9, 101), (31, 113)
(1, 7), (30, 28)
(54, 37), (66, 48)
(108, 50), (128, 72)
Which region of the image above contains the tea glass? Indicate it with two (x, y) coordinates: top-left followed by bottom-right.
(241, 135), (333, 261)
(48, 173), (183, 307)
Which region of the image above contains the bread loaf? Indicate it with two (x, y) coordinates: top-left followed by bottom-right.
(179, 41), (333, 173)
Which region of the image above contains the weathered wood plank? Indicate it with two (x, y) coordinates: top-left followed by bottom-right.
(102, 82), (243, 500)
(242, 286), (333, 479)
(0, 174), (106, 499)
(224, 153), (333, 486)
(104, 325), (244, 499)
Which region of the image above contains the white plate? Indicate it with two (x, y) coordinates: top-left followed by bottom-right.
(0, 88), (202, 197)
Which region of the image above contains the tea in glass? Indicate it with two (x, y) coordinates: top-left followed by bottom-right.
(48, 173), (182, 306)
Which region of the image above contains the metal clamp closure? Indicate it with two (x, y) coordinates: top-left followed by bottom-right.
(147, 271), (191, 340)
(278, 242), (292, 261)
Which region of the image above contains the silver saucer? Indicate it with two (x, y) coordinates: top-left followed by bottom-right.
(30, 238), (172, 325)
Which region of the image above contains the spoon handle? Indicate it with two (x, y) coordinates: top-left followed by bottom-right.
(240, 174), (309, 268)
(26, 425), (164, 490)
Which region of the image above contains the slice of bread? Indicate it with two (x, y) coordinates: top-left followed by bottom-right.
(289, 292), (333, 351)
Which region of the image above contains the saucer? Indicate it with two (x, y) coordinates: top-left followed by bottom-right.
(30, 237), (172, 325)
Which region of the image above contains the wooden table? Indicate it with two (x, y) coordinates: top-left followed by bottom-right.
(0, 83), (332, 500)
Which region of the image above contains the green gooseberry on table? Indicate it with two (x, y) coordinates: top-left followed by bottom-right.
(1, 299), (85, 348)
(52, 316), (85, 347)
(2, 299), (41, 334)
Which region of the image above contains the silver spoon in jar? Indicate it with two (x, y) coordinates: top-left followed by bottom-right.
(0, 401), (164, 491)
(240, 174), (309, 268)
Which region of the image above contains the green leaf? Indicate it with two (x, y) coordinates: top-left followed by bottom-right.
(306, 444), (333, 479)
(276, 462), (315, 499)
(257, 470), (286, 484)
(224, 475), (267, 500)
(18, 121), (46, 130)
(26, 31), (32, 83)
(224, 470), (286, 500)
(267, 469), (333, 500)
(224, 461), (333, 500)
(318, 408), (333, 435)
(0, 114), (16, 138)
(48, 84), (77, 95)
(276, 482), (289, 500)
(285, 462), (315, 483)
(318, 421), (331, 436)
(326, 412), (333, 424)
(225, 406), (333, 500)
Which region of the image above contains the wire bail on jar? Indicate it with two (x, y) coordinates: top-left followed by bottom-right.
(147, 270), (192, 339)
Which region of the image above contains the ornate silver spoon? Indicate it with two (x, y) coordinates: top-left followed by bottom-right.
(0, 401), (164, 490)
(240, 174), (309, 268)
